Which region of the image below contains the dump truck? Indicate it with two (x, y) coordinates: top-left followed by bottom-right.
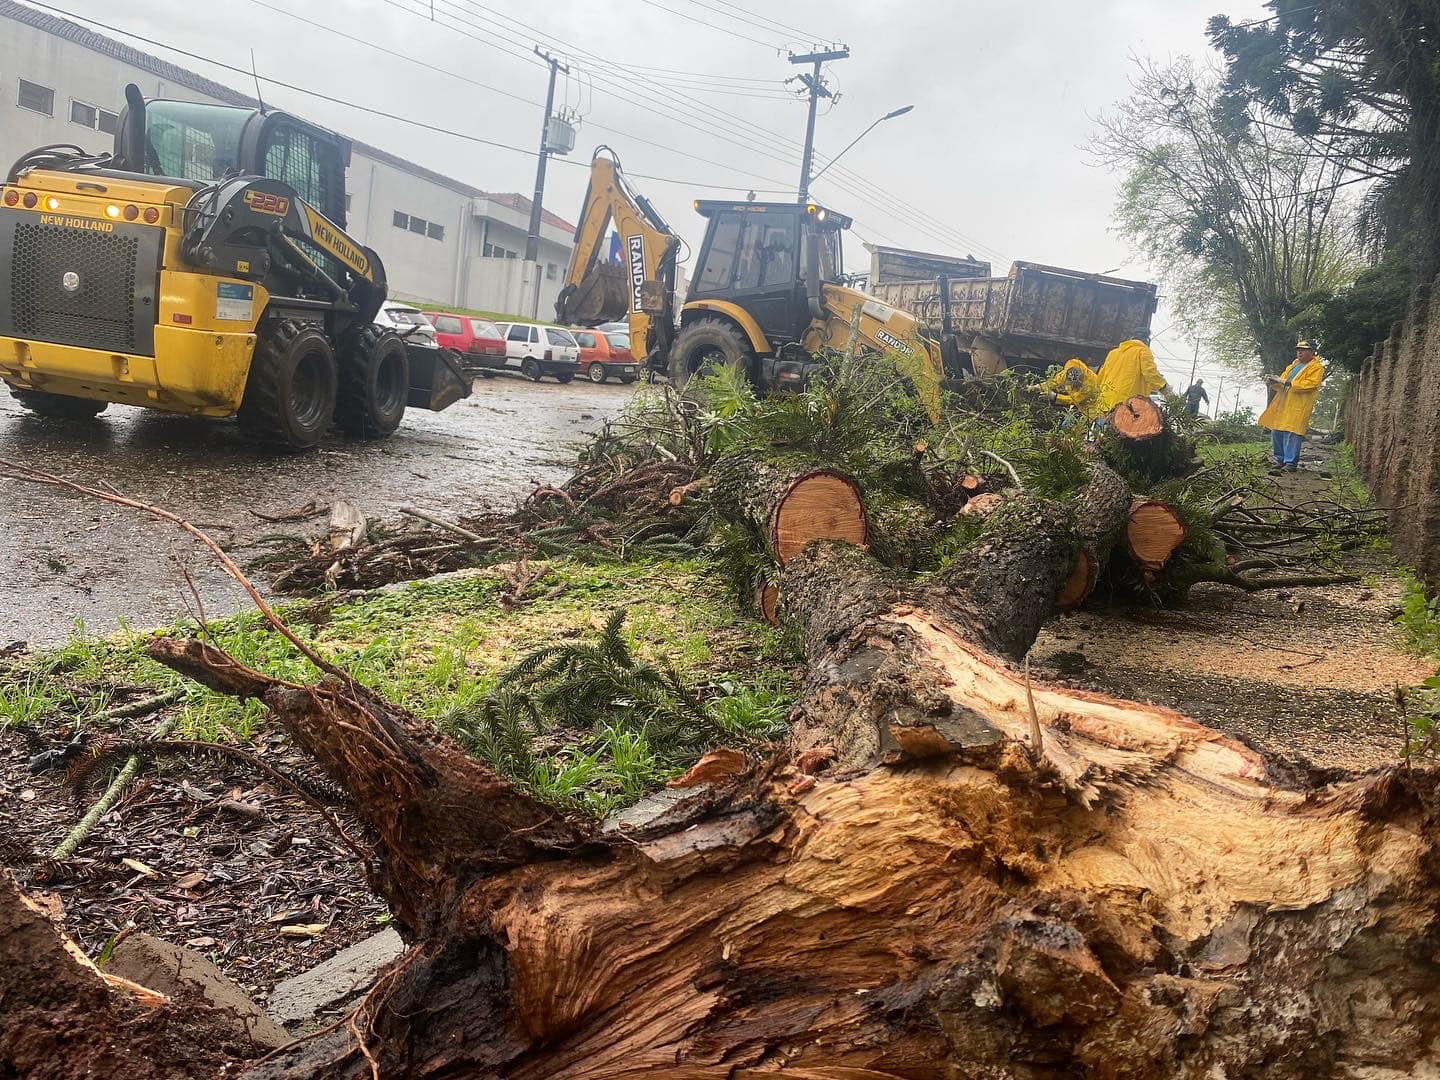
(556, 147), (956, 418)
(869, 259), (1159, 375)
(0, 85), (471, 449)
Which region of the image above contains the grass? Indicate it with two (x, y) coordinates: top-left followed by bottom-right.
(9, 555), (799, 815)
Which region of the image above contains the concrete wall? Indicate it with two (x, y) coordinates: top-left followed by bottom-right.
(1345, 281), (1440, 589)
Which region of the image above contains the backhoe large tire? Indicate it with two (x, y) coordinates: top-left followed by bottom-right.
(7, 387), (106, 420)
(669, 318), (754, 392)
(336, 326), (408, 439)
(238, 320), (337, 451)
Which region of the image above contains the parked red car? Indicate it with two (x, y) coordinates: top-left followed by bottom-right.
(571, 328), (639, 384)
(424, 312), (506, 376)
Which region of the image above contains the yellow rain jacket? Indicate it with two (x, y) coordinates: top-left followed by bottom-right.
(1258, 356), (1326, 435)
(1045, 359), (1104, 420)
(1096, 339), (1167, 412)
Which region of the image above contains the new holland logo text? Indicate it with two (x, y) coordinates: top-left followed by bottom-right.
(627, 234), (646, 313)
(874, 328), (913, 355)
(303, 205), (370, 278)
(38, 214), (113, 233)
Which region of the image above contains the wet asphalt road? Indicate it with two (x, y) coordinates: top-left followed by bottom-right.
(0, 375), (640, 647)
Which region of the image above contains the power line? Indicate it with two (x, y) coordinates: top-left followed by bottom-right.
(422, 0), (1012, 261)
(20, 3), (794, 195)
(674, 0), (809, 48)
(695, 0), (815, 42)
(632, 0), (789, 49)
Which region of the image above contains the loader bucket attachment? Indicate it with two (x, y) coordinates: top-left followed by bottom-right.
(558, 263), (629, 325)
(407, 345), (472, 412)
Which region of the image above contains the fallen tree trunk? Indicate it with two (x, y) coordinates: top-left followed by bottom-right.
(7, 474), (1440, 1080)
(709, 453), (869, 563)
(1056, 463), (1131, 610)
(1107, 395), (1165, 440)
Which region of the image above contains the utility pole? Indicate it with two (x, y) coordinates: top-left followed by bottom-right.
(790, 45), (849, 203)
(1187, 340), (1199, 390)
(1214, 376), (1224, 417)
(524, 47), (569, 318)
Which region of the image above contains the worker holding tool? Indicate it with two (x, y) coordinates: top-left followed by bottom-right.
(1036, 358), (1105, 422)
(1259, 340), (1326, 473)
(1096, 331), (1169, 412)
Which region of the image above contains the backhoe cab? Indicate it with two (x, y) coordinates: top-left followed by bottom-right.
(557, 148), (945, 419)
(0, 84), (468, 449)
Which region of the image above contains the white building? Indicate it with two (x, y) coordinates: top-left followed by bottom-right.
(0, 0), (576, 317)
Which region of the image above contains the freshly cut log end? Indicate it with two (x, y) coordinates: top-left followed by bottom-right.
(773, 471), (868, 563)
(754, 581), (780, 626)
(1125, 498), (1187, 570)
(1109, 395), (1166, 440)
(709, 454), (869, 565)
(1056, 549), (1097, 610)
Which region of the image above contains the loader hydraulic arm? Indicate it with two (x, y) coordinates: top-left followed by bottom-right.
(555, 147), (681, 365)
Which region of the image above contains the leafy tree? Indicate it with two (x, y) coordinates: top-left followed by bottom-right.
(1291, 240), (1413, 371)
(1208, 2), (1440, 276)
(1095, 58), (1364, 373)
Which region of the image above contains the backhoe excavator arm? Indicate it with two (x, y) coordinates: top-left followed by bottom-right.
(555, 148), (681, 366)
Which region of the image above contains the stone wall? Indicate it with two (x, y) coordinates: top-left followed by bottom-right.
(1345, 281), (1440, 589)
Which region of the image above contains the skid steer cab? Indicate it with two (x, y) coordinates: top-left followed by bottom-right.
(0, 84), (469, 449)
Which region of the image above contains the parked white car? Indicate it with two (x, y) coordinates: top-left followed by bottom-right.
(492, 322), (581, 383)
(375, 301), (439, 346)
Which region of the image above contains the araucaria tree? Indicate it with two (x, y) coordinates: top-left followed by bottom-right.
(1094, 57), (1361, 373)
(1209, 1), (1440, 279)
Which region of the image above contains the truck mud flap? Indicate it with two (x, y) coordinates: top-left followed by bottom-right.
(407, 345), (472, 412)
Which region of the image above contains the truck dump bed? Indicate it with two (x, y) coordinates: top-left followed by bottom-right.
(871, 261), (1158, 370)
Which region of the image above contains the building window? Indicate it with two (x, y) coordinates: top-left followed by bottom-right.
(346, 193), (352, 212)
(18, 79), (54, 116)
(483, 242), (518, 259)
(393, 210), (443, 239)
(69, 100), (118, 134)
(546, 263), (558, 280)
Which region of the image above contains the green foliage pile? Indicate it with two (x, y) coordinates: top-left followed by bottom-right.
(438, 610), (790, 815)
(1202, 405), (1265, 444)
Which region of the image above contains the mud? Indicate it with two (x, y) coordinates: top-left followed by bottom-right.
(0, 377), (639, 646)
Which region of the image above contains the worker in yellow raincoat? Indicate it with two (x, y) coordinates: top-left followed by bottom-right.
(1038, 358), (1105, 421)
(1259, 340), (1326, 473)
(1096, 332), (1169, 412)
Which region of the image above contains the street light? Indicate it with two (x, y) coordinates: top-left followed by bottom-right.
(807, 105), (915, 187)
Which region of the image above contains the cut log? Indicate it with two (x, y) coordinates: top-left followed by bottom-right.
(1125, 497), (1188, 570)
(1107, 394), (1165, 440)
(709, 454), (868, 564)
(753, 580), (780, 625)
(1058, 462), (1133, 610)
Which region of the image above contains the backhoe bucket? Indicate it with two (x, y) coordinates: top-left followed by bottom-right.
(558, 264), (629, 325)
(407, 345), (472, 412)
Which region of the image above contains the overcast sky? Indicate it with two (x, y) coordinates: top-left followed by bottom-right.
(42, 0), (1272, 409)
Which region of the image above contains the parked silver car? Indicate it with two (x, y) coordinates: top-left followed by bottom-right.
(374, 301), (439, 346)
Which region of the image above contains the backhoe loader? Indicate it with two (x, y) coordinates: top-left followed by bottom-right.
(0, 84), (470, 450)
(555, 147), (953, 419)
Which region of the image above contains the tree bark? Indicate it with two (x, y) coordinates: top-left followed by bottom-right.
(709, 454), (869, 564)
(1057, 463), (1132, 610)
(9, 492), (1440, 1080)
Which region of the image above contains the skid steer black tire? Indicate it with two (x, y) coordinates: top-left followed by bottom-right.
(238, 320), (337, 451)
(8, 387), (106, 419)
(668, 318), (754, 392)
(336, 326), (409, 439)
